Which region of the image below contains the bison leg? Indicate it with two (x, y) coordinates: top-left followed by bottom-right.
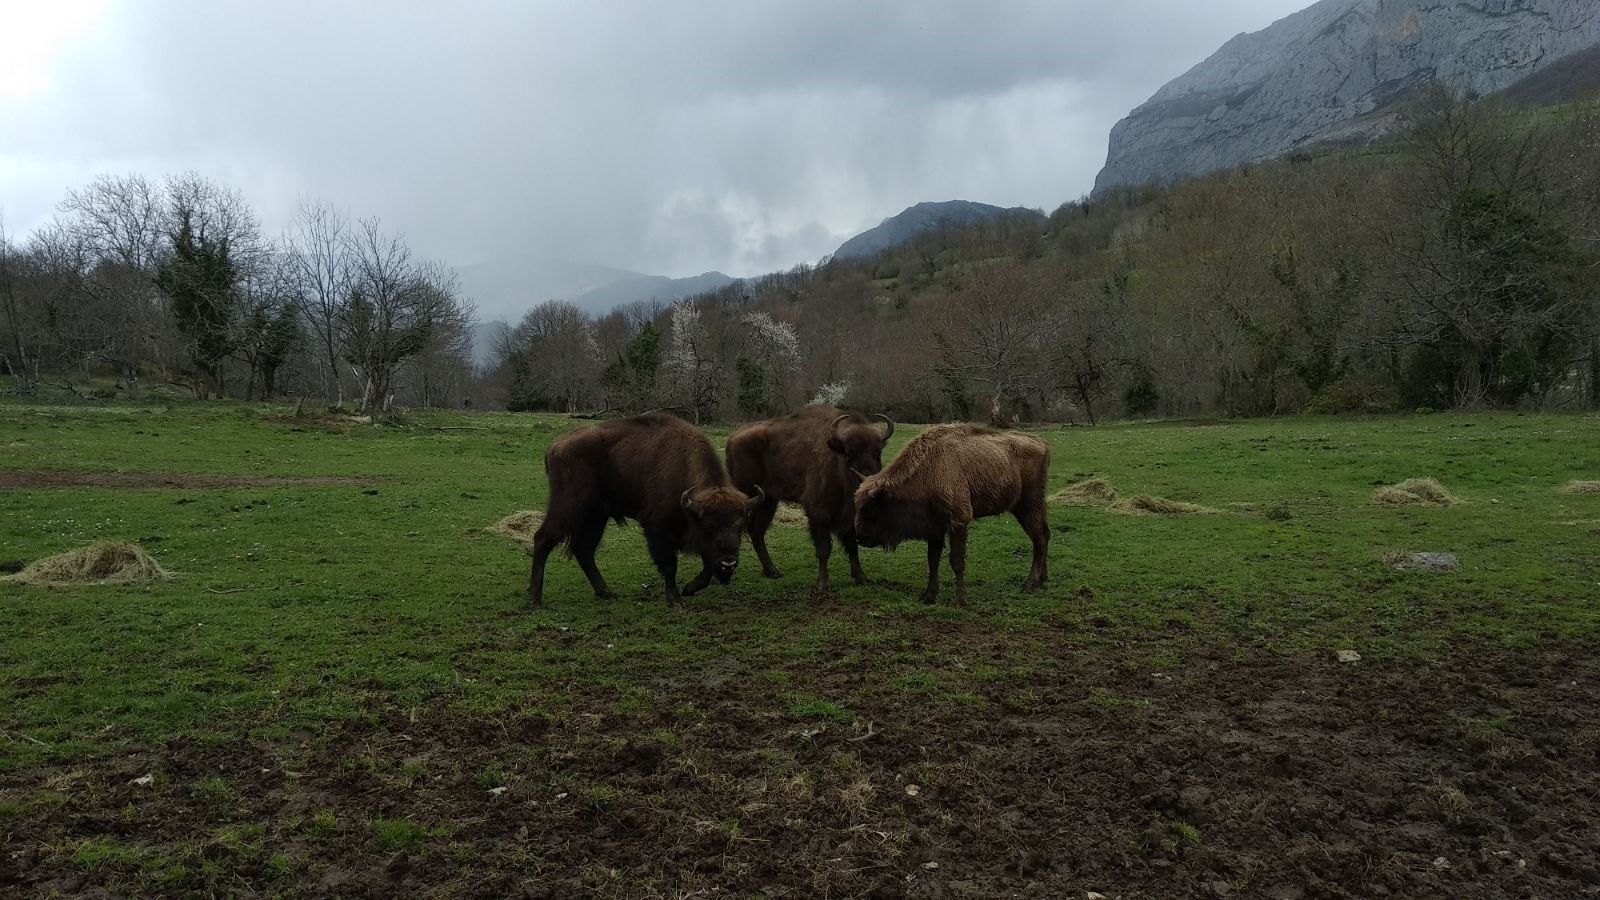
(681, 564), (714, 597)
(807, 517), (833, 594)
(1015, 504), (1049, 591)
(747, 495), (782, 578)
(525, 526), (563, 608)
(645, 529), (685, 608)
(948, 524), (969, 605)
(920, 533), (944, 604)
(570, 513), (616, 601)
(840, 532), (867, 586)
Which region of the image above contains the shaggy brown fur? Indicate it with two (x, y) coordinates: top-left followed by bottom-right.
(852, 424), (1050, 604)
(726, 406), (893, 592)
(526, 413), (760, 609)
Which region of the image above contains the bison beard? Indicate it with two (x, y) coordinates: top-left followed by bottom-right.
(853, 424), (1050, 604)
(525, 413), (761, 609)
(726, 407), (893, 593)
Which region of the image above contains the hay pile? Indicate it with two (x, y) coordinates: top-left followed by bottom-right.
(1560, 480), (1600, 494)
(1050, 477), (1117, 506)
(772, 504), (808, 527)
(4, 542), (169, 586)
(1109, 495), (1209, 516)
(486, 510), (544, 545)
(1373, 478), (1460, 507)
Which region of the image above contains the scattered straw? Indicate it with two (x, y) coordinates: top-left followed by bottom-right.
(772, 504), (808, 527)
(1050, 478), (1117, 506)
(486, 510), (544, 545)
(1560, 480), (1600, 495)
(1109, 495), (1208, 516)
(5, 542), (169, 586)
(1373, 478), (1459, 507)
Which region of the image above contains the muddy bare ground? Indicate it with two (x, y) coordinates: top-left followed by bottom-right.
(0, 470), (384, 490)
(5, 630), (1600, 898)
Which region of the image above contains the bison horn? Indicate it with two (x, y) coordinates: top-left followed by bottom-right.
(829, 414), (851, 435)
(875, 413), (895, 441)
(681, 488), (696, 511)
(745, 484), (766, 512)
(850, 467), (869, 481)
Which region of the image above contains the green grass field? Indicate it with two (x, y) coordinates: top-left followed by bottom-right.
(3, 402), (1598, 897)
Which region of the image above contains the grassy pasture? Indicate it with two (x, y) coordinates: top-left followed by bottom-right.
(2, 403), (1598, 897)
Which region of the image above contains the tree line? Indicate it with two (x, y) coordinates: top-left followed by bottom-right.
(6, 88), (1597, 423)
(487, 88), (1599, 423)
(0, 174), (474, 411)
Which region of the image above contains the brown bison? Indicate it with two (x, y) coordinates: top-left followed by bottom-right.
(526, 412), (763, 608)
(852, 424), (1049, 604)
(726, 407), (894, 592)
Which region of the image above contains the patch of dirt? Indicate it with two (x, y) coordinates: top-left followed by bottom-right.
(6, 634), (1600, 898)
(1561, 480), (1600, 495)
(0, 470), (384, 491)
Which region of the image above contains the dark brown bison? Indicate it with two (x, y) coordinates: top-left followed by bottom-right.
(852, 424), (1049, 604)
(726, 407), (894, 592)
(526, 412), (762, 608)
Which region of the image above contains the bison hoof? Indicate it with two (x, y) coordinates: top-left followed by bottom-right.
(762, 567), (782, 579)
(919, 591), (938, 605)
(595, 590), (617, 602)
(851, 572), (868, 586)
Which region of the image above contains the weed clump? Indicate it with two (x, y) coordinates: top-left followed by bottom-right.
(5, 542), (169, 586)
(1109, 495), (1208, 516)
(1050, 477), (1117, 506)
(1560, 480), (1600, 494)
(486, 510), (544, 545)
(1373, 478), (1460, 507)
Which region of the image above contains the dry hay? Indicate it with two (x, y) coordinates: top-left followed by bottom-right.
(1050, 477), (1117, 507)
(486, 510), (544, 545)
(1560, 480), (1600, 495)
(1108, 494), (1209, 516)
(5, 541), (169, 586)
(1373, 477), (1460, 507)
(772, 503), (808, 527)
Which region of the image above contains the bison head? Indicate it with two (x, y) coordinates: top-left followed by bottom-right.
(682, 484), (764, 583)
(828, 414), (894, 482)
(851, 477), (900, 550)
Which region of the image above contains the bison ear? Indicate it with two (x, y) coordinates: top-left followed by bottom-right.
(827, 437), (846, 455)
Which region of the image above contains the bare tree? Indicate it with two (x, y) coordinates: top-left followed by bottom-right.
(284, 199), (352, 406)
(933, 264), (1051, 425)
(340, 218), (471, 412)
(0, 215), (40, 394)
(496, 299), (601, 412)
(58, 173), (168, 398)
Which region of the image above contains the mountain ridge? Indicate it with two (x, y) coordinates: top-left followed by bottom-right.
(1093, 0), (1600, 194)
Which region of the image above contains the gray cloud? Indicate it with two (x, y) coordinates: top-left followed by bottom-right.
(2, 0), (1309, 316)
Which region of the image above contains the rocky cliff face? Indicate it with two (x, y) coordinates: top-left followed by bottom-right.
(1093, 0), (1600, 195)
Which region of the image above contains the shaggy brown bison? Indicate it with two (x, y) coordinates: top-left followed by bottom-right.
(526, 412), (763, 609)
(726, 407), (894, 592)
(852, 424), (1049, 604)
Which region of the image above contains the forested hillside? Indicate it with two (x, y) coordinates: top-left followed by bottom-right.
(490, 90), (1600, 423)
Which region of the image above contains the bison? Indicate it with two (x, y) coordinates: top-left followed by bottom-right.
(726, 407), (894, 592)
(526, 412), (763, 609)
(852, 424), (1049, 604)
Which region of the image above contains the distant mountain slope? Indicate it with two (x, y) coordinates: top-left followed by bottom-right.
(1497, 44), (1600, 106)
(568, 271), (736, 315)
(454, 257), (644, 321)
(1093, 0), (1600, 195)
(832, 200), (1046, 260)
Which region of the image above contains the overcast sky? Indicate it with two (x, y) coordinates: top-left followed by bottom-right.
(2, 0), (1308, 292)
